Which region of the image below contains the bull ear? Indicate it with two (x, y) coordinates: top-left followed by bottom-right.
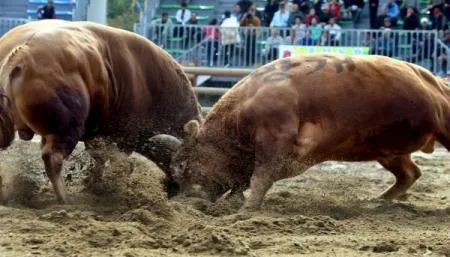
(9, 66), (22, 80)
(184, 120), (200, 139)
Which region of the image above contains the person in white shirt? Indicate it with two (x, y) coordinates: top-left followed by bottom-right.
(176, 2), (192, 25)
(270, 2), (291, 29)
(266, 28), (285, 61)
(220, 11), (241, 65)
(324, 17), (342, 42)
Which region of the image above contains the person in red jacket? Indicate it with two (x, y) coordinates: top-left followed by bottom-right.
(328, 0), (341, 21)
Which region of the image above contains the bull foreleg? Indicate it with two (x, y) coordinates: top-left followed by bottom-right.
(84, 137), (116, 191)
(377, 154), (422, 200)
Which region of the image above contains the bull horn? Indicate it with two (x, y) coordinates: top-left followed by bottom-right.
(148, 134), (182, 152)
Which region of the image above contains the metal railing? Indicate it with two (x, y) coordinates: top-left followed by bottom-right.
(142, 24), (450, 75)
(0, 18), (31, 37)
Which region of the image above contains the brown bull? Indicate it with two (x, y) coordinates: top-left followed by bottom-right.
(0, 20), (202, 203)
(151, 53), (450, 212)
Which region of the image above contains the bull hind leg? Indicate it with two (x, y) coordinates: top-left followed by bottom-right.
(377, 154), (421, 200)
(41, 134), (80, 204)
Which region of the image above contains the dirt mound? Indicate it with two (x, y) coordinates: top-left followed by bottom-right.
(0, 138), (449, 257)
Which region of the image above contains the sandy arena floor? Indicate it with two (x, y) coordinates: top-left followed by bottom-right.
(0, 136), (448, 257)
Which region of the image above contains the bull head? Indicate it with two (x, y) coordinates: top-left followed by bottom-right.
(148, 120), (201, 196)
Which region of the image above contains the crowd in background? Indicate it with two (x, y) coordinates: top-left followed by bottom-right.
(149, 0), (450, 73)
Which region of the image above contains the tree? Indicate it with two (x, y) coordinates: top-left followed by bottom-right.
(107, 0), (140, 31)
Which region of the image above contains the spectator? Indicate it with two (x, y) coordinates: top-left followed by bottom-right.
(305, 8), (320, 25)
(431, 7), (448, 31)
(319, 4), (332, 23)
(376, 8), (389, 28)
(221, 11), (241, 66)
(291, 16), (308, 43)
(150, 13), (173, 47)
(288, 3), (305, 26)
(297, 30), (316, 45)
(344, 0), (365, 27)
(204, 19), (220, 66)
(372, 28), (394, 57)
(233, 4), (244, 21)
(266, 28), (285, 61)
(250, 3), (264, 21)
(437, 31), (450, 74)
(37, 0), (56, 19)
(369, 0), (379, 28)
(324, 17), (341, 44)
(309, 17), (323, 43)
(400, 0), (419, 18)
(382, 17), (394, 29)
(237, 0), (254, 14)
(240, 9), (261, 66)
(328, 0), (341, 20)
(270, 2), (291, 28)
(264, 0), (279, 26)
(294, 0), (311, 15)
(384, 0), (400, 26)
(176, 2), (191, 25)
(420, 17), (431, 29)
(403, 7), (420, 30)
(185, 12), (202, 48)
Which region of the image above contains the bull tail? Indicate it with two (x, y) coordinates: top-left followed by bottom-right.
(0, 44), (32, 149)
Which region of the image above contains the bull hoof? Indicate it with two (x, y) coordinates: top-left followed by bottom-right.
(238, 204), (261, 214)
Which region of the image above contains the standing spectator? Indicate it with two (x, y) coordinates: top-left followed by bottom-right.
(266, 28), (285, 61)
(309, 17), (323, 43)
(233, 4), (244, 21)
(240, 9), (261, 66)
(150, 13), (173, 47)
(319, 5), (332, 23)
(221, 11), (241, 66)
(250, 3), (264, 21)
(384, 0), (400, 26)
(305, 8), (319, 25)
(403, 7), (420, 30)
(204, 19), (220, 66)
(344, 0), (365, 27)
(400, 0), (419, 18)
(176, 2), (192, 25)
(328, 0), (341, 21)
(431, 7), (448, 31)
(369, 0), (379, 28)
(324, 17), (341, 44)
(288, 3), (305, 26)
(37, 0), (56, 20)
(291, 16), (307, 43)
(185, 12), (202, 48)
(264, 0), (279, 26)
(437, 31), (450, 74)
(294, 0), (311, 15)
(237, 0), (254, 14)
(270, 2), (291, 28)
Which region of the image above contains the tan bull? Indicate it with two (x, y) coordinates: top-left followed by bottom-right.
(151, 53), (450, 212)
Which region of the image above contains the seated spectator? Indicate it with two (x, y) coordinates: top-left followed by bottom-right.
(376, 8), (389, 28)
(324, 17), (341, 44)
(266, 28), (285, 61)
(270, 2), (291, 28)
(384, 0), (400, 26)
(150, 13), (173, 47)
(309, 17), (323, 42)
(291, 16), (308, 43)
(403, 7), (420, 30)
(37, 0), (56, 19)
(382, 17), (394, 29)
(328, 0), (341, 20)
(221, 10), (241, 66)
(431, 7), (448, 31)
(372, 28), (394, 57)
(240, 9), (261, 66)
(204, 19), (220, 66)
(305, 9), (320, 25)
(264, 0), (279, 26)
(176, 2), (191, 25)
(420, 17), (431, 29)
(288, 3), (305, 26)
(296, 30), (317, 45)
(250, 3), (264, 21)
(294, 0), (311, 15)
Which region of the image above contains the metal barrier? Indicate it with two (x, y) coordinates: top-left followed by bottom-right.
(142, 24), (450, 75)
(0, 18), (31, 37)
